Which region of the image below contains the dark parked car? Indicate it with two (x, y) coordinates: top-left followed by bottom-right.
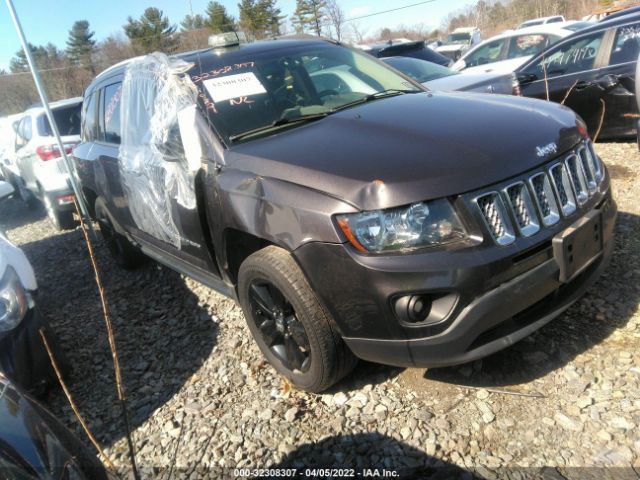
(382, 56), (520, 95)
(517, 11), (640, 139)
(0, 373), (109, 479)
(74, 37), (616, 392)
(365, 40), (453, 66)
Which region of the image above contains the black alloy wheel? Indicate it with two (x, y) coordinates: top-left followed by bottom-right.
(248, 280), (311, 373)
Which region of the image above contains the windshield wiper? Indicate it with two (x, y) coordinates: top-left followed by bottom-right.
(330, 89), (421, 112)
(229, 112), (329, 143)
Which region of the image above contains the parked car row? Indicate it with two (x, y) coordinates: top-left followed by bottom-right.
(0, 98), (82, 231)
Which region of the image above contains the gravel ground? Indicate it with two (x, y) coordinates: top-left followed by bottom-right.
(1, 142), (639, 479)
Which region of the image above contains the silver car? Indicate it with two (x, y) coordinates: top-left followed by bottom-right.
(382, 56), (519, 95)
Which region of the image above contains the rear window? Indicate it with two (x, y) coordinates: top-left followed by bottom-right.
(40, 104), (82, 137)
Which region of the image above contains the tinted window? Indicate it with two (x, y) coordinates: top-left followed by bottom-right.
(548, 17), (563, 23)
(524, 32), (604, 78)
(82, 93), (98, 142)
(610, 23), (640, 65)
(102, 83), (123, 144)
(505, 34), (550, 59)
(40, 104), (82, 137)
(464, 39), (507, 67)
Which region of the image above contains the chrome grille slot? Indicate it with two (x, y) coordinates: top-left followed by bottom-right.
(578, 146), (597, 193)
(566, 154), (589, 205)
(503, 182), (540, 237)
(529, 172), (560, 226)
(476, 193), (515, 246)
(587, 141), (603, 182)
(549, 162), (577, 217)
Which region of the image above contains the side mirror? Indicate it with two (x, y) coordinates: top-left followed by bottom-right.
(596, 74), (619, 91)
(0, 181), (15, 201)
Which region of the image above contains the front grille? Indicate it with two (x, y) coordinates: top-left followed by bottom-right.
(475, 140), (604, 246)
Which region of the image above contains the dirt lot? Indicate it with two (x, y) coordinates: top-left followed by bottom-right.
(1, 142), (639, 479)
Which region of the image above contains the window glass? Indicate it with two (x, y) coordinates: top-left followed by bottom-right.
(22, 117), (32, 141)
(525, 32), (604, 78)
(40, 104), (82, 137)
(506, 34), (550, 60)
(195, 43), (421, 142)
(548, 17), (563, 23)
(610, 23), (640, 65)
(102, 83), (123, 144)
(464, 39), (506, 67)
(82, 92), (97, 142)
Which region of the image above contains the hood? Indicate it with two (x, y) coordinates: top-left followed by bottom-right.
(424, 72), (512, 94)
(227, 92), (583, 211)
(437, 44), (468, 53)
(0, 232), (37, 290)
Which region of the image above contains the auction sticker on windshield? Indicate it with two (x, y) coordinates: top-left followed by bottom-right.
(203, 72), (267, 102)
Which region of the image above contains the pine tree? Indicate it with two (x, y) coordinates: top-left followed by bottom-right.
(180, 14), (207, 31)
(66, 20), (96, 66)
(9, 43), (61, 73)
(238, 0), (282, 39)
(292, 0), (327, 36)
(205, 1), (236, 33)
(123, 8), (178, 54)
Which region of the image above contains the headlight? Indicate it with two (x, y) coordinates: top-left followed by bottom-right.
(336, 199), (468, 253)
(0, 267), (30, 332)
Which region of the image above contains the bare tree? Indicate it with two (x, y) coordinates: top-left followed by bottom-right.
(325, 0), (345, 41)
(348, 22), (368, 44)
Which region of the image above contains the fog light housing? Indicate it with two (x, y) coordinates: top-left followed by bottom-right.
(395, 294), (432, 324)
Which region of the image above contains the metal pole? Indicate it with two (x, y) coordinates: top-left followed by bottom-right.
(5, 0), (95, 237)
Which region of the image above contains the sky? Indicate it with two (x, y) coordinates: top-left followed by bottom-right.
(0, 0), (474, 70)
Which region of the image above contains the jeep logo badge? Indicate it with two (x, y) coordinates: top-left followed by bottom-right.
(536, 142), (558, 158)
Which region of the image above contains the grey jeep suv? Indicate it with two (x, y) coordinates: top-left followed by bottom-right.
(73, 36), (616, 392)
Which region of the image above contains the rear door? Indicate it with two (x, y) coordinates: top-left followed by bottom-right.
(518, 29), (609, 136)
(596, 21), (640, 137)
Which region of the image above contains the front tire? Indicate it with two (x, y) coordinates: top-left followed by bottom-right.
(238, 246), (356, 392)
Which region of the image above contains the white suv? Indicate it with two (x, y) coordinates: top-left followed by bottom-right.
(14, 97), (82, 230)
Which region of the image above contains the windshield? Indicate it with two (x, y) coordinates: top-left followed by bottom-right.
(383, 56), (456, 83)
(193, 43), (422, 143)
(447, 33), (471, 44)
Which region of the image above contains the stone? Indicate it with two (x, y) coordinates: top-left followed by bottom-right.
(554, 413), (582, 432)
(284, 407), (298, 423)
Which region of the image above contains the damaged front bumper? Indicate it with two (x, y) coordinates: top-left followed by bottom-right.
(295, 187), (617, 369)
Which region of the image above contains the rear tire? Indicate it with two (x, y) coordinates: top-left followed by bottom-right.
(95, 198), (147, 270)
(238, 245), (357, 392)
(43, 194), (76, 230)
(16, 178), (38, 209)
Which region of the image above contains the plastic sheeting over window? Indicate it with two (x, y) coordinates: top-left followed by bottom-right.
(119, 52), (200, 249)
